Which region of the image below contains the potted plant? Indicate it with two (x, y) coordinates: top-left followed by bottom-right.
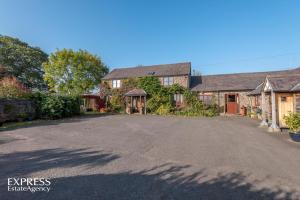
(284, 112), (300, 142)
(255, 108), (262, 120)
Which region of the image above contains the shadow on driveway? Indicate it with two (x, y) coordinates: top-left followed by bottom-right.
(0, 148), (120, 180)
(1, 150), (299, 200)
(46, 168), (298, 200)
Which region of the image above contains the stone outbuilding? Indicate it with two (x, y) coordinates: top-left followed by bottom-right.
(101, 61), (300, 121)
(258, 74), (300, 131)
(190, 67), (300, 116)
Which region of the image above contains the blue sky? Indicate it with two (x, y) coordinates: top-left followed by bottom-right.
(1, 0), (300, 75)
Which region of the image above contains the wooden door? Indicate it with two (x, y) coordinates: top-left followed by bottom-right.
(278, 94), (293, 127)
(226, 94), (238, 114)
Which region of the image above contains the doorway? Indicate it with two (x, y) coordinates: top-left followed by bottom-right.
(278, 94), (293, 127)
(226, 94), (238, 114)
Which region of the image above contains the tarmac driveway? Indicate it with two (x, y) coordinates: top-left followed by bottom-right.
(0, 115), (300, 200)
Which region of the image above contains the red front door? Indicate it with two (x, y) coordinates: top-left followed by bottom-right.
(226, 94), (238, 114)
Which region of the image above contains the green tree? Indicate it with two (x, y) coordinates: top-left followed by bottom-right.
(0, 35), (48, 89)
(0, 64), (8, 79)
(43, 49), (108, 95)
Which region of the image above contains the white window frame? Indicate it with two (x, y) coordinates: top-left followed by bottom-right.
(174, 94), (183, 104)
(163, 77), (174, 86)
(112, 80), (121, 88)
(198, 94), (213, 105)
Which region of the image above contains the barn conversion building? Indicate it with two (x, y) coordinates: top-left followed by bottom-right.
(101, 62), (300, 131)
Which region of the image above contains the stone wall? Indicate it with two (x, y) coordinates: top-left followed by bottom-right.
(159, 75), (190, 88)
(103, 80), (121, 89)
(0, 99), (36, 124)
(199, 91), (253, 113)
(104, 75), (190, 90)
(104, 80), (113, 89)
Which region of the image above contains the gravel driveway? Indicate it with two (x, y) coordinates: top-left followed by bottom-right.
(1, 114), (300, 200)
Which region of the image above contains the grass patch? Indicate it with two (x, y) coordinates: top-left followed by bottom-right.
(83, 111), (104, 115)
(0, 120), (44, 131)
(0, 112), (115, 131)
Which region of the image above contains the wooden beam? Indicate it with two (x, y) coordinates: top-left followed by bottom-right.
(268, 90), (280, 132)
(130, 96), (133, 114)
(140, 95), (142, 114)
(293, 93), (296, 113)
(260, 91), (268, 127)
(145, 96), (147, 115)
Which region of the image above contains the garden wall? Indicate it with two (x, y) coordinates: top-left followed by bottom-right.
(0, 99), (36, 124)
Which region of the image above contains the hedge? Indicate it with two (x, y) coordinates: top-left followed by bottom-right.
(30, 92), (81, 119)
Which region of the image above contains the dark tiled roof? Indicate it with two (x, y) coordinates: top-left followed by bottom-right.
(247, 83), (264, 96)
(124, 89), (147, 96)
(267, 74), (300, 92)
(103, 62), (191, 80)
(291, 83), (300, 92)
(191, 67), (300, 92)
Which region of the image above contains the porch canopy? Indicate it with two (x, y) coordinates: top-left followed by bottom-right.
(124, 89), (147, 114)
(259, 74), (300, 132)
(124, 89), (147, 97)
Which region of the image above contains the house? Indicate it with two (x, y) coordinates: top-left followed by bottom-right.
(102, 62), (191, 114)
(190, 67), (300, 116)
(259, 74), (300, 131)
(101, 62), (300, 127)
(102, 62), (191, 89)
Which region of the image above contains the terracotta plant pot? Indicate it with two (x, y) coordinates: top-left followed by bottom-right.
(289, 132), (300, 142)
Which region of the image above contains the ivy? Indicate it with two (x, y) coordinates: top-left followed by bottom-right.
(108, 76), (218, 117)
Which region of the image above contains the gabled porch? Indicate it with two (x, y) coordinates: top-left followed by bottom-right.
(124, 89), (147, 115)
(259, 75), (300, 132)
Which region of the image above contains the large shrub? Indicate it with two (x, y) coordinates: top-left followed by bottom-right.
(106, 76), (218, 117)
(175, 90), (218, 117)
(147, 93), (169, 113)
(284, 112), (300, 133)
(137, 76), (162, 96)
(155, 103), (174, 115)
(137, 77), (177, 114)
(146, 87), (174, 114)
(110, 94), (125, 112)
(30, 92), (81, 119)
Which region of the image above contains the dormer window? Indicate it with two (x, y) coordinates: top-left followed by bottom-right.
(147, 71), (156, 75)
(163, 77), (174, 86)
(112, 80), (121, 88)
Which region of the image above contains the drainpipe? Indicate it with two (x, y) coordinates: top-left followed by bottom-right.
(259, 91), (268, 127)
(268, 90), (280, 132)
